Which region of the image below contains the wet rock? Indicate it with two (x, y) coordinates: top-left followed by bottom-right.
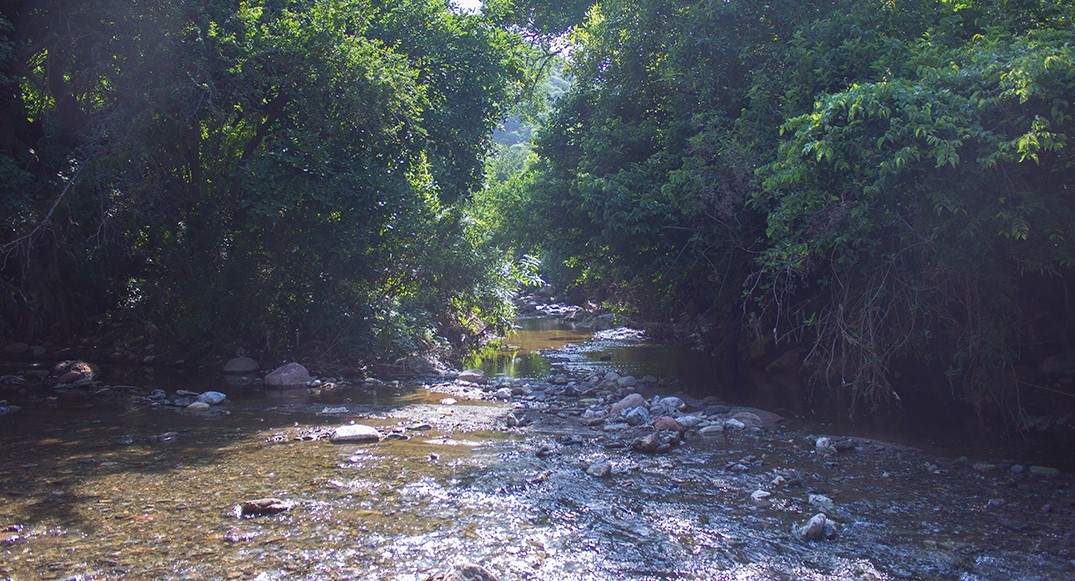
(724, 418), (746, 430)
(53, 360), (98, 385)
(797, 513), (837, 541)
(624, 406), (650, 426)
(1030, 465), (1061, 477)
(698, 425), (725, 438)
(808, 494), (835, 513)
(632, 433), (665, 453)
(197, 391), (227, 405)
(611, 393), (646, 416)
(265, 362), (311, 387)
(152, 431), (179, 442)
(751, 490), (772, 507)
(653, 416), (683, 431)
(731, 411), (763, 428)
(678, 415), (703, 429)
(0, 403), (22, 416)
(427, 562), (499, 581)
(1010, 464), (1025, 474)
(330, 424), (381, 443)
(185, 401), (211, 412)
(234, 498), (292, 518)
(457, 369), (487, 384)
(586, 461), (613, 478)
(223, 356), (259, 374)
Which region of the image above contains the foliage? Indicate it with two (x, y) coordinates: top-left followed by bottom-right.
(0, 0), (528, 360)
(497, 0), (1075, 417)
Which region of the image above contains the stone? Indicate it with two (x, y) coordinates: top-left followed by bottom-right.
(808, 494), (835, 513)
(797, 513), (836, 541)
(616, 375), (638, 388)
(731, 411), (763, 428)
(624, 406), (650, 426)
(495, 387), (513, 400)
(234, 498), (292, 518)
(603, 371), (621, 382)
(724, 418), (746, 430)
(186, 401), (211, 411)
(330, 424), (381, 443)
(611, 393), (646, 416)
(223, 356), (259, 374)
(586, 461), (612, 478)
(677, 415), (703, 429)
(653, 416), (683, 431)
(264, 362), (311, 387)
(1029, 465), (1061, 477)
(632, 433), (665, 454)
(2, 342), (29, 355)
(53, 360), (98, 384)
(433, 563), (499, 581)
(751, 490), (772, 507)
(698, 425), (725, 437)
(197, 391), (227, 405)
(458, 369), (487, 384)
(658, 396), (686, 410)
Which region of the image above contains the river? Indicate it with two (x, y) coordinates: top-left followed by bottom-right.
(0, 317), (1072, 579)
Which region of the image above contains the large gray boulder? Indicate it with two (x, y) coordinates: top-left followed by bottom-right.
(265, 362), (311, 387)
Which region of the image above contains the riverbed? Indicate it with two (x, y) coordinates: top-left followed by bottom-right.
(1, 320), (1073, 579)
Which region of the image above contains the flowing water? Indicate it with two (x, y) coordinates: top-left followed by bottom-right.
(1, 318), (1073, 580)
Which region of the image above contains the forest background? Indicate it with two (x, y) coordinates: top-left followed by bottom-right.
(2, 0), (1074, 425)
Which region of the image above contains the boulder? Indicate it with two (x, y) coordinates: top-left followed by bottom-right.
(610, 393), (646, 416)
(223, 356), (259, 374)
(616, 375), (638, 388)
(457, 369), (487, 384)
(265, 362), (311, 387)
(330, 424), (381, 443)
(197, 391), (227, 405)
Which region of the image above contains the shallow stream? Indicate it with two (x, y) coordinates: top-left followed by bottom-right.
(1, 318), (1073, 579)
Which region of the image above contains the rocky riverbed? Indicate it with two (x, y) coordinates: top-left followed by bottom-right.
(1, 343), (1074, 579)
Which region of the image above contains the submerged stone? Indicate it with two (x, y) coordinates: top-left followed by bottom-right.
(234, 498), (292, 518)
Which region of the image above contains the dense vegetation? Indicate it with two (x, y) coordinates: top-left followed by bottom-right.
(4, 0), (1074, 421)
(0, 0), (538, 360)
(479, 0), (1075, 419)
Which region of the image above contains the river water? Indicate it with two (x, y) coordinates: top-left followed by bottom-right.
(0, 318), (1073, 579)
